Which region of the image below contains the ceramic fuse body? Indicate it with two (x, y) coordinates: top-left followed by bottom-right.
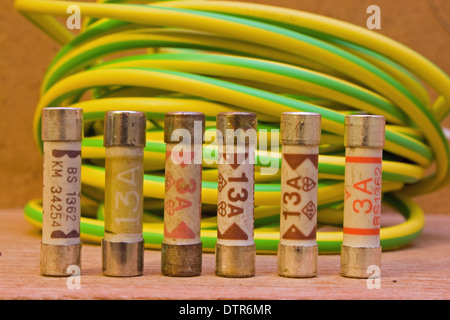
(215, 112), (257, 278)
(340, 115), (385, 278)
(161, 112), (205, 277)
(41, 108), (83, 276)
(278, 112), (321, 278)
(102, 111), (146, 277)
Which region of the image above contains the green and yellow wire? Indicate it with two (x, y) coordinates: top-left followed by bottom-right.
(15, 0), (449, 254)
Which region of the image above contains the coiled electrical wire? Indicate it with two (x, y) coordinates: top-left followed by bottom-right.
(15, 0), (450, 253)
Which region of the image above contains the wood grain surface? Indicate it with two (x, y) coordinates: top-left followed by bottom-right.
(1, 208), (449, 300)
(1, 0), (450, 214)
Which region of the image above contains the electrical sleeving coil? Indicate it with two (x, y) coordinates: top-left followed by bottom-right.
(15, 0), (450, 254)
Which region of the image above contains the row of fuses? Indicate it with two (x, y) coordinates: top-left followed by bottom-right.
(40, 107), (385, 280)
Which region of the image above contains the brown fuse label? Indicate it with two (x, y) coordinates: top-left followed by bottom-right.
(163, 145), (202, 244)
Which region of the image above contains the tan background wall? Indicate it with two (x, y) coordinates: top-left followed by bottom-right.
(1, 0), (449, 213)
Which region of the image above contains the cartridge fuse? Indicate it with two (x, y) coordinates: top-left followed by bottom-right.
(161, 112), (205, 276)
(215, 112), (257, 278)
(278, 112), (321, 278)
(41, 107), (83, 276)
(340, 115), (385, 278)
(102, 111), (146, 277)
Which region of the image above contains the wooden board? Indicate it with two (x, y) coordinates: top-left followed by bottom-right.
(1, 208), (449, 300)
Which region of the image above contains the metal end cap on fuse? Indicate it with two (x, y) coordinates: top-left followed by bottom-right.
(104, 111), (147, 147)
(161, 242), (202, 277)
(164, 112), (205, 144)
(277, 244), (318, 278)
(216, 112), (257, 145)
(40, 242), (82, 277)
(345, 115), (385, 148)
(280, 112), (321, 146)
(340, 245), (382, 279)
(41, 107), (83, 141)
(215, 243), (255, 278)
(102, 239), (144, 277)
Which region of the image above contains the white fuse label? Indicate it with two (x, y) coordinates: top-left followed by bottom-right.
(343, 147), (382, 248)
(280, 145), (318, 247)
(217, 144), (255, 246)
(42, 141), (81, 246)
